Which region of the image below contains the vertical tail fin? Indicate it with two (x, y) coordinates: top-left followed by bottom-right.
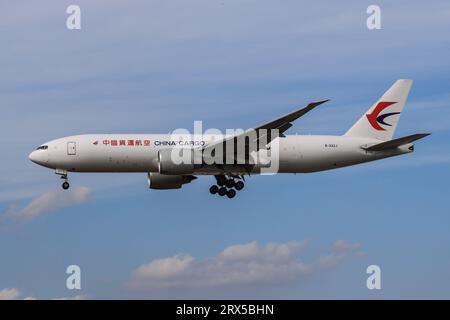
(344, 79), (413, 141)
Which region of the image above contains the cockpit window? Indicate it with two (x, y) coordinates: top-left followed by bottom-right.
(36, 145), (48, 150)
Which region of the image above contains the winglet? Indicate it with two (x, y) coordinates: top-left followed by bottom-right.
(258, 99), (330, 133)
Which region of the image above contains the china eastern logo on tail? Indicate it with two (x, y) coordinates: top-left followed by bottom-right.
(366, 101), (400, 131)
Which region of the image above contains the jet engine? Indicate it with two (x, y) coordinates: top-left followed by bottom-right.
(158, 148), (197, 175)
(148, 172), (197, 190)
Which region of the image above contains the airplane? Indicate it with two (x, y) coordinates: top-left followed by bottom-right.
(29, 79), (429, 199)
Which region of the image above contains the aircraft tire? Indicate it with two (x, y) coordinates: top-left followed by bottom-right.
(226, 189), (236, 199)
(226, 179), (235, 188)
(209, 185), (219, 194)
(235, 181), (244, 191)
(218, 187), (227, 196)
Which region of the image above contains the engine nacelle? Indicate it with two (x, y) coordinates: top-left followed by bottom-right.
(158, 148), (196, 175)
(148, 172), (197, 190)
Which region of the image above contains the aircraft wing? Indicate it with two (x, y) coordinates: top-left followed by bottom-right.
(201, 99), (329, 163)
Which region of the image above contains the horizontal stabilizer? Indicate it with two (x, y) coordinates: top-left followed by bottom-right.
(364, 133), (430, 151)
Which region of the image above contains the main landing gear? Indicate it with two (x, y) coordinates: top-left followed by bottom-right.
(56, 169), (70, 190)
(209, 175), (245, 199)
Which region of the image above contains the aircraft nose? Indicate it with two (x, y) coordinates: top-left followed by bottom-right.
(29, 151), (38, 163)
(29, 150), (46, 165)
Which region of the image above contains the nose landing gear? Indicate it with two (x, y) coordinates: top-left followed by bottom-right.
(56, 169), (70, 190)
(62, 181), (70, 190)
(210, 175), (244, 199)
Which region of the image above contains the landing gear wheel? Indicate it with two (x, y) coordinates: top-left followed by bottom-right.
(218, 187), (227, 196)
(217, 176), (226, 186)
(209, 185), (219, 194)
(62, 181), (70, 190)
(226, 189), (236, 199)
(235, 181), (244, 191)
(226, 179), (235, 188)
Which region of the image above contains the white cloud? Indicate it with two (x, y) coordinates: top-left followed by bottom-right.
(333, 239), (363, 253)
(0, 288), (88, 300)
(0, 288), (21, 300)
(23, 295), (89, 300)
(218, 240), (308, 263)
(3, 187), (91, 222)
(51, 295), (89, 300)
(127, 240), (362, 291)
(318, 240), (365, 269)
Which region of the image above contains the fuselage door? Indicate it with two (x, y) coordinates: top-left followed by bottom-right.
(67, 142), (76, 155)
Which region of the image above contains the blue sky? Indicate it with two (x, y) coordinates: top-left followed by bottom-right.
(0, 0), (450, 299)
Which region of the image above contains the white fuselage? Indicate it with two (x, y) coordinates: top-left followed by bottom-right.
(28, 134), (412, 175)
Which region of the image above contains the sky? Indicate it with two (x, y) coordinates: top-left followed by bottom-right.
(0, 0), (449, 299)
